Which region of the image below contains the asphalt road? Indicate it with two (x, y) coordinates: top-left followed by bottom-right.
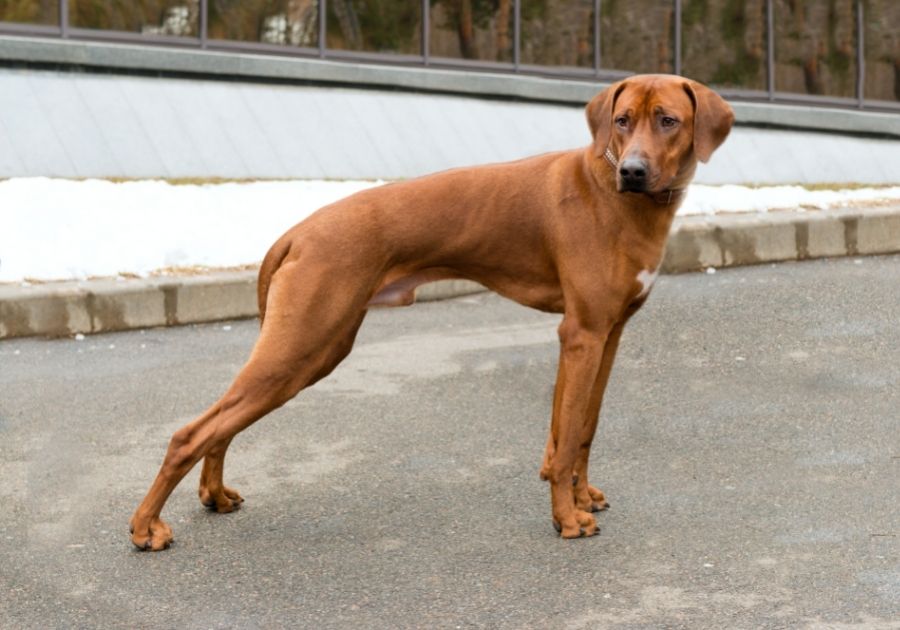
(1, 256), (898, 629)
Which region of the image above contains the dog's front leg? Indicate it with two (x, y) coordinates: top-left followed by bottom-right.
(543, 316), (609, 538)
(572, 321), (625, 514)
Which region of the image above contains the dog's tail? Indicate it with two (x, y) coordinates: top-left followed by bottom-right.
(257, 236), (292, 325)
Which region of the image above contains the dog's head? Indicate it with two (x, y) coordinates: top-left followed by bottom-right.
(586, 74), (734, 194)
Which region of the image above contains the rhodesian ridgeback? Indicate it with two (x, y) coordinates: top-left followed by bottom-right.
(130, 74), (733, 550)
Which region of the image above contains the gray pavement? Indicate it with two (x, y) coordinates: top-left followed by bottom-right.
(0, 256), (898, 629)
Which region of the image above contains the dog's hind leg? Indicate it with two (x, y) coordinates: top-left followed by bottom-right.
(198, 437), (242, 513)
(130, 260), (369, 551)
(539, 350), (566, 481)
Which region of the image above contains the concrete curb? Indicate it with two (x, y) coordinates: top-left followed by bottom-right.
(661, 204), (900, 272)
(2, 205), (898, 339)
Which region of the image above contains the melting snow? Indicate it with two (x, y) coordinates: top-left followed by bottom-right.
(1, 177), (898, 283)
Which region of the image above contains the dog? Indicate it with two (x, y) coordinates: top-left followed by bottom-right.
(130, 74), (733, 550)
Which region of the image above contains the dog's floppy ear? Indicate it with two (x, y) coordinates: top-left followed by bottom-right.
(585, 80), (626, 152)
(683, 80), (735, 163)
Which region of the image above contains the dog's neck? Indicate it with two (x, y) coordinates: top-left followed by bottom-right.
(601, 145), (687, 207)
(581, 145), (682, 253)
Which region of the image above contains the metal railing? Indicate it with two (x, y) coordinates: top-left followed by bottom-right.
(0, 0), (897, 112)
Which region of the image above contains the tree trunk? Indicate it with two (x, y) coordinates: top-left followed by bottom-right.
(457, 0), (478, 59)
(332, 0), (362, 49)
(496, 0), (511, 61)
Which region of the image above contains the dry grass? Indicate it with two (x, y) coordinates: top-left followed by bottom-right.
(8, 265), (261, 286)
(88, 177), (384, 186)
(1, 177), (890, 189)
(149, 264), (259, 276)
(738, 182), (898, 191)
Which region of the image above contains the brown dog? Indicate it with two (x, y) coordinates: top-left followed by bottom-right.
(130, 74), (733, 550)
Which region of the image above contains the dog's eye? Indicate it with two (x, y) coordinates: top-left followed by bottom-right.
(661, 116), (678, 128)
(615, 116), (629, 128)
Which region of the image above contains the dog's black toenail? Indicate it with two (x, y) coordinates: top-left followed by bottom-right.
(552, 520), (561, 533)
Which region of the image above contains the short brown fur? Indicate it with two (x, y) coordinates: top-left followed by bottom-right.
(130, 74), (734, 550)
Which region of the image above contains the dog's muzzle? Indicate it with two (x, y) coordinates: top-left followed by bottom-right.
(618, 157), (649, 193)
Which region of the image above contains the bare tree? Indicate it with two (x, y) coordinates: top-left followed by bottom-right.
(331, 0), (362, 49)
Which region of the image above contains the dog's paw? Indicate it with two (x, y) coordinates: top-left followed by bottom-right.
(587, 485), (607, 504)
(199, 484), (244, 514)
(575, 484), (610, 513)
(129, 515), (174, 551)
(588, 485), (611, 512)
(552, 510), (600, 539)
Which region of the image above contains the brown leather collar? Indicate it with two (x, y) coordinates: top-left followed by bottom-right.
(603, 146), (685, 206)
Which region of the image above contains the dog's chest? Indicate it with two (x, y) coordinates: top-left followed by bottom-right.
(634, 267), (659, 300)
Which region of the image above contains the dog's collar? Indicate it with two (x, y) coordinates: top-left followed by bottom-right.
(603, 146), (619, 170)
(602, 146), (685, 206)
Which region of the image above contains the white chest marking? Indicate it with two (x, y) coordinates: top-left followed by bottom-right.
(635, 268), (659, 300)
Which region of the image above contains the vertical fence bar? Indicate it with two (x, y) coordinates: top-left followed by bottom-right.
(594, 0), (601, 77)
(766, 0), (775, 100)
(59, 0), (68, 38)
(199, 0), (208, 48)
(422, 0), (430, 65)
(856, 0), (865, 109)
(513, 0), (521, 71)
(673, 0), (682, 75)
(318, 0), (326, 58)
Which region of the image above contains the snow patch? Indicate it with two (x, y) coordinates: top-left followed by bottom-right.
(1, 178), (898, 283)
(680, 184), (900, 215)
(0, 178), (380, 283)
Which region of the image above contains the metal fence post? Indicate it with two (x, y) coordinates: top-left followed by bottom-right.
(674, 0), (682, 75)
(422, 0), (430, 65)
(594, 0), (601, 77)
(59, 0), (68, 38)
(200, 0), (208, 48)
(856, 0), (865, 109)
(513, 0), (521, 71)
(766, 0), (775, 100)
(766, 0), (775, 101)
(318, 0), (327, 58)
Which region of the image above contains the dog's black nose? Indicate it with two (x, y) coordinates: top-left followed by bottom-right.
(619, 158), (648, 191)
